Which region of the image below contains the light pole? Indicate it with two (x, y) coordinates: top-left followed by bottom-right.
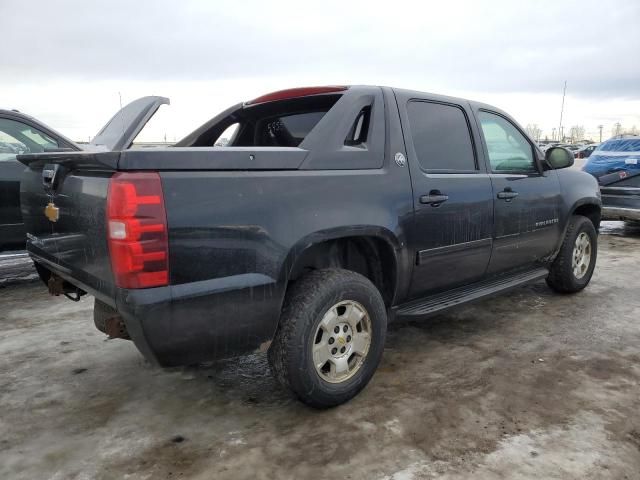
(597, 125), (603, 143)
(558, 81), (567, 144)
(614, 122), (621, 137)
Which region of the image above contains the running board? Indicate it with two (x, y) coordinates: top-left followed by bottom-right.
(395, 268), (549, 319)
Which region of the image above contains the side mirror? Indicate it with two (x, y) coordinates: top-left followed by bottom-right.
(546, 146), (575, 169)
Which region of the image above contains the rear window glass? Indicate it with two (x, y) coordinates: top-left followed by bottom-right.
(258, 111), (327, 147)
(598, 139), (640, 152)
(185, 94), (341, 148)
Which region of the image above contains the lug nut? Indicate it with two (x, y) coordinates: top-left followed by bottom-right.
(334, 326), (340, 334)
(340, 346), (346, 354)
(343, 325), (348, 332)
(332, 348), (338, 355)
(347, 335), (351, 342)
(328, 337), (335, 345)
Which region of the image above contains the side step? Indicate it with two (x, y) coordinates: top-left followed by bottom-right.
(395, 267), (549, 319)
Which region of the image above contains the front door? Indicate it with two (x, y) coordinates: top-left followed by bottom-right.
(398, 94), (494, 299)
(475, 110), (563, 274)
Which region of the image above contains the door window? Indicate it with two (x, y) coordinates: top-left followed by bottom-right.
(478, 112), (536, 173)
(0, 118), (59, 161)
(407, 101), (477, 171)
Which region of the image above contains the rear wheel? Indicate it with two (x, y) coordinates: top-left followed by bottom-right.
(268, 269), (387, 408)
(547, 215), (597, 293)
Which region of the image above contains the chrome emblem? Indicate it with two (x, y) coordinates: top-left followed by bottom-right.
(45, 202), (59, 222)
(338, 337), (346, 345)
(395, 152), (406, 167)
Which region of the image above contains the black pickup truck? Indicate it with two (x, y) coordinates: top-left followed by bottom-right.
(19, 86), (601, 407)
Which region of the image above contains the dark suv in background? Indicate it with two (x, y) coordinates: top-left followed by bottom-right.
(583, 135), (640, 223)
(0, 110), (80, 249)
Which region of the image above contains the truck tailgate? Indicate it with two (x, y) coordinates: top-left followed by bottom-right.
(19, 151), (119, 304)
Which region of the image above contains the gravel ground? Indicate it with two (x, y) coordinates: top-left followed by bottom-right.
(0, 224), (639, 479)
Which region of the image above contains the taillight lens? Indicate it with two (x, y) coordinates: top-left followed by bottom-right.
(107, 172), (169, 289)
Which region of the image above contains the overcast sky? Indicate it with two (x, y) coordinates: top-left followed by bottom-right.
(1, 0), (639, 142)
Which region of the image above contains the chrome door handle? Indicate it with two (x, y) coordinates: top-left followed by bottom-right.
(497, 188), (518, 201)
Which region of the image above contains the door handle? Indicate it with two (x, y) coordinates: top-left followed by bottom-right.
(420, 190), (449, 206)
(497, 187), (519, 201)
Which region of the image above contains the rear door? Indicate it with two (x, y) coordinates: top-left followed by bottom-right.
(396, 92), (494, 298)
(475, 110), (563, 274)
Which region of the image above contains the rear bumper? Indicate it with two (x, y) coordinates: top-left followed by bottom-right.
(601, 186), (640, 222)
(115, 274), (283, 367)
(601, 206), (640, 222)
(30, 247), (283, 367)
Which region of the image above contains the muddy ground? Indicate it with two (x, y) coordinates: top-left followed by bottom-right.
(1, 223), (639, 479)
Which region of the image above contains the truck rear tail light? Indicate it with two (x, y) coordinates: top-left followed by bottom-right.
(107, 172), (169, 288)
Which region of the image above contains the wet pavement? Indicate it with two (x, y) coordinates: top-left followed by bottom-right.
(1, 226), (639, 479)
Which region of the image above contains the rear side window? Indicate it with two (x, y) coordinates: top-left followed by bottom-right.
(407, 101), (476, 171)
(478, 111), (536, 173)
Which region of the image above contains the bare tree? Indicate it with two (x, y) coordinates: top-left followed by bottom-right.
(569, 125), (585, 143)
(525, 124), (542, 142)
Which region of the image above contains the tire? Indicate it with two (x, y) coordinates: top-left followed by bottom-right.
(268, 269), (387, 408)
(546, 215), (597, 293)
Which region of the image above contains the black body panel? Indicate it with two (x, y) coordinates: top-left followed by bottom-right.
(20, 153), (117, 305)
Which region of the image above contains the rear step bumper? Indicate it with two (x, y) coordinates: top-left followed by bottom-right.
(601, 206), (640, 222)
(117, 275), (283, 367)
(32, 248), (283, 367)
(395, 268), (549, 320)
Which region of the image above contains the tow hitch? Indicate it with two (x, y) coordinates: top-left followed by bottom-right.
(47, 274), (84, 302)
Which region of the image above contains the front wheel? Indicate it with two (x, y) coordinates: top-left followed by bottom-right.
(268, 269), (387, 408)
(546, 215), (598, 293)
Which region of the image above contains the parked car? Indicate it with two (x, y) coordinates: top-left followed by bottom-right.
(563, 144), (581, 152)
(583, 135), (640, 222)
(541, 143), (560, 152)
(0, 110), (81, 249)
(0, 97), (169, 251)
(19, 86), (601, 408)
(575, 144), (598, 159)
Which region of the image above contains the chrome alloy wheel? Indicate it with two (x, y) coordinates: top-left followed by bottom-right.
(312, 300), (372, 383)
(572, 232), (592, 279)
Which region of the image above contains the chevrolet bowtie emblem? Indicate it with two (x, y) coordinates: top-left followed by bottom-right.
(45, 202), (59, 222)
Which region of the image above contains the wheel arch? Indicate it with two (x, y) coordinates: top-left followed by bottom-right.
(279, 227), (404, 309)
(571, 199), (602, 230)
(552, 199), (601, 259)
